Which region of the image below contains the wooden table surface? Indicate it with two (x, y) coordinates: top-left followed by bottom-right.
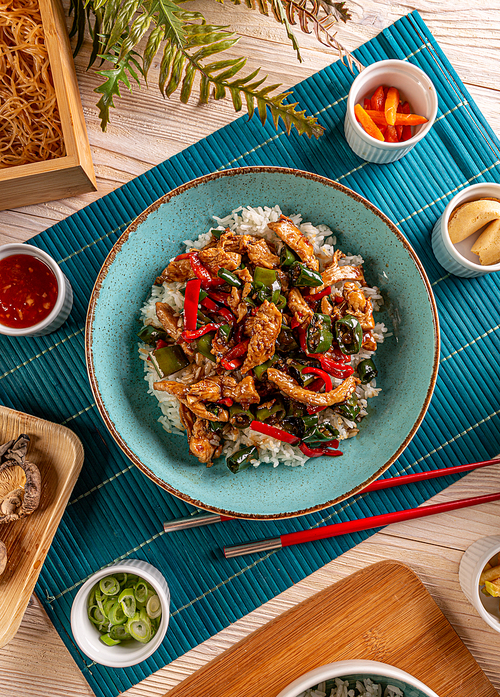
(1, 1), (500, 696)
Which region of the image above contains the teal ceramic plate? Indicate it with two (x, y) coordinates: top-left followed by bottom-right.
(86, 167), (439, 519)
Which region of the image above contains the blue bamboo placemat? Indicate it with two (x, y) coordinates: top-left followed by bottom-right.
(1, 10), (500, 697)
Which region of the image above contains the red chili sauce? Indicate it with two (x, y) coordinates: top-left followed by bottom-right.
(0, 254), (58, 328)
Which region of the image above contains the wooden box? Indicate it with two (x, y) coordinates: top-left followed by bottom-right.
(0, 0), (96, 211)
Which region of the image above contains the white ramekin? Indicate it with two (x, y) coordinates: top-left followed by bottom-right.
(276, 659), (439, 697)
(70, 559), (170, 668)
(459, 535), (500, 634)
(0, 243), (73, 336)
(344, 59), (438, 164)
(431, 182), (500, 278)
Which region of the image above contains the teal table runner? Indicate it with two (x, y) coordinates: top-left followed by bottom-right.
(1, 11), (499, 697)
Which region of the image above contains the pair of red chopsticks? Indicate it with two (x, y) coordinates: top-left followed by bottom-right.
(162, 458), (500, 557)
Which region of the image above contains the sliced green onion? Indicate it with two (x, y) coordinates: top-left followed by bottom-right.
(118, 588), (137, 618)
(146, 594), (162, 619)
(110, 624), (132, 641)
(115, 573), (128, 588)
(127, 609), (152, 643)
(134, 580), (149, 604)
(100, 633), (121, 646)
(108, 601), (127, 626)
(88, 605), (106, 625)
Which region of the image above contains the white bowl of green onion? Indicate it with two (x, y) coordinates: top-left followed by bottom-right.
(70, 559), (170, 667)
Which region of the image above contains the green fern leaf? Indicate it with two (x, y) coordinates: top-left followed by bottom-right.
(94, 49), (143, 130)
(105, 0), (141, 51)
(143, 25), (165, 79)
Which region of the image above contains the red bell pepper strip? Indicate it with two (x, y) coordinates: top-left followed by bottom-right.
(183, 278), (201, 331)
(318, 355), (354, 379)
(334, 295), (344, 304)
(181, 323), (219, 342)
(250, 421), (300, 445)
(214, 307), (236, 325)
(234, 321), (246, 344)
(221, 357), (243, 370)
(306, 285), (331, 302)
(189, 253), (225, 289)
(370, 85), (385, 111)
(299, 442), (343, 458)
(291, 317), (301, 330)
(301, 367), (333, 393)
(384, 86), (399, 126)
(354, 104), (385, 141)
(224, 339), (249, 362)
(401, 101), (412, 141)
(306, 405), (327, 415)
(217, 398), (233, 407)
(208, 290), (231, 305)
(200, 297), (219, 313)
(173, 252), (192, 261)
(156, 339), (169, 350)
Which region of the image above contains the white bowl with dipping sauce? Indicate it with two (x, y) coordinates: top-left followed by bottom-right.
(0, 243), (73, 336)
(70, 558), (170, 668)
(276, 659), (439, 697)
(344, 59), (438, 164)
(459, 535), (500, 634)
(431, 182), (500, 278)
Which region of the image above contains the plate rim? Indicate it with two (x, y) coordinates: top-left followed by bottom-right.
(85, 166), (440, 519)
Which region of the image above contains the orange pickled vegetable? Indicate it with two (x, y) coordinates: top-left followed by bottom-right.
(364, 110), (428, 126)
(363, 98), (371, 110)
(384, 87), (399, 126)
(354, 104), (385, 141)
(401, 101), (412, 141)
(385, 125), (399, 143)
(396, 103), (403, 140)
(370, 85), (385, 111)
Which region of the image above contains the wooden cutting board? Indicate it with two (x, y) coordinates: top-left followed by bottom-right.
(0, 406), (84, 648)
(165, 560), (496, 697)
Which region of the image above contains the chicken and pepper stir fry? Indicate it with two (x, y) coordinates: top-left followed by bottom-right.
(139, 215), (381, 472)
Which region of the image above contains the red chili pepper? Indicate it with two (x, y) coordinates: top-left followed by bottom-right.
(200, 297), (219, 313)
(214, 307), (235, 325)
(181, 323), (219, 341)
(250, 420), (300, 445)
(234, 321), (246, 344)
(221, 357), (243, 370)
(306, 285), (331, 302)
(156, 339), (169, 350)
(304, 295), (319, 308)
(306, 405), (327, 415)
(291, 318), (301, 330)
(334, 295), (344, 304)
(183, 278), (201, 331)
(299, 442), (343, 458)
(318, 355), (354, 379)
(301, 367), (333, 392)
(173, 252), (192, 261)
(189, 253), (225, 289)
(217, 398), (233, 407)
(224, 339), (249, 362)
(208, 290), (231, 305)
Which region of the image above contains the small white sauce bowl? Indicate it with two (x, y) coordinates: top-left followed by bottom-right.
(344, 59), (438, 164)
(459, 535), (500, 634)
(70, 559), (170, 668)
(276, 659), (439, 697)
(431, 182), (500, 277)
(0, 243), (73, 337)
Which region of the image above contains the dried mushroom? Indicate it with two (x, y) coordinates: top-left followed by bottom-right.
(0, 540), (6, 575)
(0, 435), (41, 524)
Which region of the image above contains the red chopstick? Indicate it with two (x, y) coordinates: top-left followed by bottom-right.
(163, 458), (500, 533)
(223, 490), (500, 558)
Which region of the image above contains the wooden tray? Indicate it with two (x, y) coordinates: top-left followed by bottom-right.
(0, 406), (84, 648)
(166, 560), (496, 697)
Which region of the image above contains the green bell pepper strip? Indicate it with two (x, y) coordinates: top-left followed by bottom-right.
(217, 268), (242, 287)
(118, 588), (137, 618)
(306, 313), (333, 354)
(275, 294), (287, 310)
(100, 633), (121, 646)
(255, 397), (286, 424)
(357, 358), (378, 384)
(137, 325), (167, 345)
(253, 267), (277, 288)
(218, 323), (232, 342)
(150, 345), (189, 378)
(335, 314), (363, 355)
(287, 360), (317, 387)
(226, 445), (258, 474)
(280, 245), (298, 268)
(210, 227), (224, 239)
(197, 331), (216, 362)
(229, 404), (254, 429)
(289, 262), (323, 287)
(253, 354), (278, 380)
(302, 422), (340, 444)
(336, 395), (360, 420)
(276, 326), (298, 352)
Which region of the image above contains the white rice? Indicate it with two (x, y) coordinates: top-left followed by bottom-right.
(139, 205), (387, 468)
(298, 678), (404, 697)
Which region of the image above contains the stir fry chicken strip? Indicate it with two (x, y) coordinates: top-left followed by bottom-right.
(267, 215), (319, 272)
(235, 267), (253, 283)
(198, 247), (241, 275)
(288, 288), (314, 325)
(179, 402), (195, 438)
(156, 258), (194, 284)
(268, 369), (359, 407)
(156, 302), (182, 340)
(220, 231), (279, 269)
(227, 287), (248, 323)
(343, 281), (375, 330)
(311, 250), (365, 294)
(241, 300), (282, 373)
(153, 380), (229, 422)
(189, 417), (222, 466)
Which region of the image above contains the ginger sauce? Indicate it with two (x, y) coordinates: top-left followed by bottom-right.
(0, 254), (58, 328)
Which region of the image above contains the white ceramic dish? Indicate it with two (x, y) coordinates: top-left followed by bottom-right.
(275, 659), (439, 697)
(431, 182), (500, 277)
(344, 59), (438, 164)
(0, 243), (73, 336)
(459, 535), (500, 634)
(70, 559), (170, 668)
